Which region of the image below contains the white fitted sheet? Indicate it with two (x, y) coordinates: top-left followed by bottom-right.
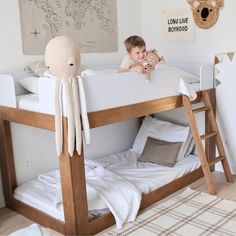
(13, 150), (200, 221)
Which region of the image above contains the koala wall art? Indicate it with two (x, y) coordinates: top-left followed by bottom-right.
(187, 0), (224, 28)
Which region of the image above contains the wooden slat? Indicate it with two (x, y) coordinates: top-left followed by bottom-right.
(0, 106), (55, 131)
(208, 156), (225, 167)
(88, 92), (202, 129)
(193, 106), (210, 113)
(9, 199), (65, 234)
(201, 131), (218, 140)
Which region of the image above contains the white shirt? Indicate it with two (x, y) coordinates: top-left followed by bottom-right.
(120, 55), (136, 69)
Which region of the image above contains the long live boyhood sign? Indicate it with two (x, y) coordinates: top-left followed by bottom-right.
(161, 8), (196, 43)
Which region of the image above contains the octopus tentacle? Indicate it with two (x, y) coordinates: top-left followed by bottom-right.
(63, 77), (75, 156)
(72, 77), (82, 155)
(54, 79), (63, 156)
(78, 76), (90, 145)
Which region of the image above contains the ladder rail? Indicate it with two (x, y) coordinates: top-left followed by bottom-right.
(182, 91), (233, 194)
(182, 95), (216, 194)
(202, 91), (234, 183)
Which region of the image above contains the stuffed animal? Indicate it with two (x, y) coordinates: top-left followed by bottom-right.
(45, 36), (90, 157)
(143, 49), (165, 81)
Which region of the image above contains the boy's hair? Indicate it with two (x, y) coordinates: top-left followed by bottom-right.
(124, 35), (146, 53)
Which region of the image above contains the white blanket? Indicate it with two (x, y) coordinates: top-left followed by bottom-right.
(179, 78), (197, 101)
(86, 167), (141, 229)
(37, 165), (141, 229)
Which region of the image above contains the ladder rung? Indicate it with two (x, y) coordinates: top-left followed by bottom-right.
(208, 156), (225, 167)
(193, 106), (211, 113)
(201, 132), (218, 140)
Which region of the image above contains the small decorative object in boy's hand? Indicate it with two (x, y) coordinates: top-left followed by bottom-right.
(143, 49), (165, 81)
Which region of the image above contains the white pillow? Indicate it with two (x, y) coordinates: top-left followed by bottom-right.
(24, 61), (48, 77)
(132, 116), (191, 161)
(19, 76), (39, 94)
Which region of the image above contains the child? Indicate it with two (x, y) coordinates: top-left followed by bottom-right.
(119, 35), (153, 73)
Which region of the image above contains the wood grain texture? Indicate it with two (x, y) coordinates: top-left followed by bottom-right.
(0, 119), (16, 206)
(0, 106), (55, 131)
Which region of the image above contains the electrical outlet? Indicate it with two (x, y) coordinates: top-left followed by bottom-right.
(25, 157), (32, 170)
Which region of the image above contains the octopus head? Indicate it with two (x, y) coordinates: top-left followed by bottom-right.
(45, 36), (81, 78)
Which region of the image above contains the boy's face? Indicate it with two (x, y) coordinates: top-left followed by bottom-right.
(128, 46), (147, 64)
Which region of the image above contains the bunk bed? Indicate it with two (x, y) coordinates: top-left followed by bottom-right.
(0, 64), (215, 235)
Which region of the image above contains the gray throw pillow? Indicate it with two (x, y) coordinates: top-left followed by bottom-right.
(139, 137), (182, 167)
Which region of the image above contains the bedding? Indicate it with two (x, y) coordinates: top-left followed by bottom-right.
(139, 137), (182, 167)
(132, 116), (193, 161)
(13, 150), (200, 225)
(18, 76), (39, 94)
(24, 61), (48, 77)
(16, 94), (39, 112)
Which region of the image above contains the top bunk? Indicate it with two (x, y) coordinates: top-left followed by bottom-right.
(0, 63), (214, 129)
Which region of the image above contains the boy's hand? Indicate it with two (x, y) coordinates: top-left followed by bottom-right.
(130, 64), (144, 73)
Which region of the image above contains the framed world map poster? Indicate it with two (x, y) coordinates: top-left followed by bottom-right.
(19, 0), (118, 55)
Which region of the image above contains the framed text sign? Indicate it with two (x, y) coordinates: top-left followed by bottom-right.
(161, 8), (195, 43)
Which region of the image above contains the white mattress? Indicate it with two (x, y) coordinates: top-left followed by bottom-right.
(16, 94), (39, 112)
(13, 150), (200, 221)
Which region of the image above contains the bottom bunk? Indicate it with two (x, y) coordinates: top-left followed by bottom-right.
(13, 150), (200, 222)
(8, 167), (204, 235)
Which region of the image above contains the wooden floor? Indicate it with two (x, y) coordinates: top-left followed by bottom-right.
(1, 171), (236, 236)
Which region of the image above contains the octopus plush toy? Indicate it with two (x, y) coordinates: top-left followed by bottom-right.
(45, 36), (90, 157)
(143, 49), (165, 81)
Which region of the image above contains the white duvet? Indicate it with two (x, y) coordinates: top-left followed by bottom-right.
(14, 150), (200, 228)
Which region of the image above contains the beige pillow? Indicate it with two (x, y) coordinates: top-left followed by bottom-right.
(139, 137), (182, 167)
(24, 61), (48, 77)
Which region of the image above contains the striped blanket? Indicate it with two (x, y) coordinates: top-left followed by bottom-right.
(98, 187), (236, 236)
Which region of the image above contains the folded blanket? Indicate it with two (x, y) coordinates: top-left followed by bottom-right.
(179, 78), (197, 101)
(37, 169), (60, 189)
(86, 166), (141, 229)
(37, 167), (99, 207)
(37, 165), (141, 229)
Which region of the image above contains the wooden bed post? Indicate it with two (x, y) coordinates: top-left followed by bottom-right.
(0, 118), (17, 207)
(205, 89), (216, 170)
(59, 117), (90, 235)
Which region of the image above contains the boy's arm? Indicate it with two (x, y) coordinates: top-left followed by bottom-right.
(118, 67), (130, 73)
(118, 65), (145, 73)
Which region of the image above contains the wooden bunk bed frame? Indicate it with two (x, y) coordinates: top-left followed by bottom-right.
(0, 89), (216, 235)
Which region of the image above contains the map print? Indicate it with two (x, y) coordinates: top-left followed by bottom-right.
(19, 0), (118, 54)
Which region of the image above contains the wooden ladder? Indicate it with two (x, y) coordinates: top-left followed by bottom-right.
(182, 91), (233, 194)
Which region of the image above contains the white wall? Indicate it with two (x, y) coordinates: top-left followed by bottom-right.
(141, 0), (236, 64)
(0, 0), (142, 73)
(0, 0), (142, 207)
